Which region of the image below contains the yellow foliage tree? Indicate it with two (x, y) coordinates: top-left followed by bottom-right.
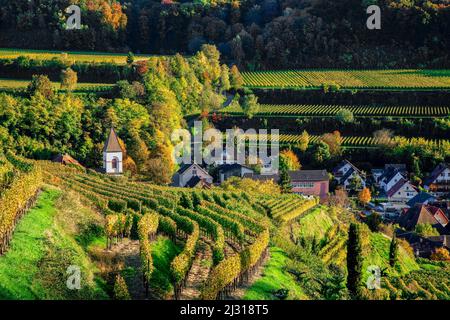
(430, 247), (450, 261)
(358, 187), (371, 205)
(280, 149), (301, 170)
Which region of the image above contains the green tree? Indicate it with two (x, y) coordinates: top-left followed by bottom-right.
(346, 223), (363, 299)
(336, 109), (354, 124)
(278, 156), (292, 193)
(311, 141), (331, 164)
(389, 235), (399, 267)
(127, 51), (135, 65)
(415, 223), (440, 237)
(242, 94), (259, 119)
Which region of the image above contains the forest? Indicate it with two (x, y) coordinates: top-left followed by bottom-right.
(0, 0), (449, 69)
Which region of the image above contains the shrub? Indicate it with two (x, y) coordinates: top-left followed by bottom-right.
(113, 275), (131, 300)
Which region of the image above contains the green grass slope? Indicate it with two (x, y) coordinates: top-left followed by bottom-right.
(243, 247), (307, 300)
(0, 187), (108, 299)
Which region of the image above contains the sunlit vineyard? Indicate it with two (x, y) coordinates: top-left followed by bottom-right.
(38, 162), (318, 300)
(0, 78), (114, 92)
(0, 48), (156, 65)
(242, 70), (450, 90)
(0, 153), (42, 254)
(246, 134), (450, 149)
(222, 103), (450, 118)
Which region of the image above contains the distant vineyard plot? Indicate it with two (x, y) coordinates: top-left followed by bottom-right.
(0, 78), (113, 93)
(247, 134), (449, 149)
(242, 70), (450, 91)
(222, 104), (450, 118)
(0, 48), (157, 65)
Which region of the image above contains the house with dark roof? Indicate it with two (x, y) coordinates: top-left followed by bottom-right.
(397, 232), (449, 258)
(172, 163), (213, 188)
(218, 163), (254, 183)
(406, 192), (436, 207)
(386, 178), (418, 202)
(243, 170), (329, 199)
(377, 166), (407, 192)
(424, 163), (450, 196)
(103, 127), (123, 174)
(399, 204), (449, 235)
(332, 160), (366, 191)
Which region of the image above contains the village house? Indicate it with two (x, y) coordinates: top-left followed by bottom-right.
(172, 163), (213, 188)
(399, 204), (449, 235)
(332, 160), (366, 191)
(218, 163), (254, 183)
(424, 163), (450, 196)
(243, 170), (329, 199)
(103, 127), (123, 175)
(386, 178), (418, 203)
(397, 232), (450, 258)
(377, 165), (407, 192)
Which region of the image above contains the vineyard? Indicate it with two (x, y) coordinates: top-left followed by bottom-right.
(0, 78), (114, 93)
(242, 70), (450, 91)
(245, 133), (450, 149)
(37, 162), (318, 300)
(0, 48), (156, 65)
(0, 153), (42, 254)
(221, 103), (450, 118)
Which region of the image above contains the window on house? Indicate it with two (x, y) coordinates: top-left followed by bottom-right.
(293, 182), (314, 188)
(112, 157), (118, 169)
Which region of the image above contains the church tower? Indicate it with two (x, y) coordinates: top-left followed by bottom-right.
(103, 127), (123, 174)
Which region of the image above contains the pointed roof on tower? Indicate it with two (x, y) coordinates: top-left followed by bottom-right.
(103, 127), (123, 153)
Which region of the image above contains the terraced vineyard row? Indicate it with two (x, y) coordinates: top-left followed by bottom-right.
(221, 103), (450, 118)
(40, 162), (307, 300)
(0, 78), (114, 93)
(247, 134), (449, 148)
(383, 266), (450, 300)
(0, 48), (156, 65)
(260, 194), (319, 222)
(242, 69), (450, 90)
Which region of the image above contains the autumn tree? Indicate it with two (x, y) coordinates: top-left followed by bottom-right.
(60, 68), (78, 91)
(28, 74), (54, 99)
(280, 149), (301, 171)
(297, 130), (309, 152)
(430, 248), (450, 261)
(358, 187), (371, 205)
(230, 65), (244, 89)
(321, 131), (342, 156)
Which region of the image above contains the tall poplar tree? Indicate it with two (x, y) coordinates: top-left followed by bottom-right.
(346, 223), (363, 299)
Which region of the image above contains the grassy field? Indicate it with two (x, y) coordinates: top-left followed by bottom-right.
(0, 187), (107, 300)
(0, 48), (157, 65)
(243, 247), (307, 300)
(222, 103), (450, 118)
(0, 78), (114, 92)
(243, 69), (450, 91)
(149, 235), (182, 299)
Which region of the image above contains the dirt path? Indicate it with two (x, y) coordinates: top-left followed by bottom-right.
(179, 239), (212, 300)
(106, 238), (147, 300)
